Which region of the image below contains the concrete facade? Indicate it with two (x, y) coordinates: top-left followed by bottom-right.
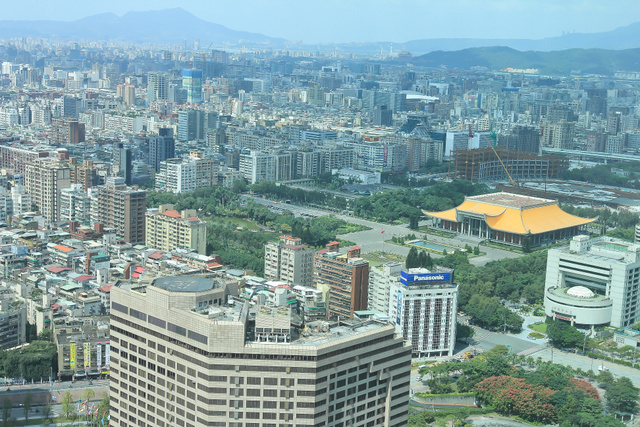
(109, 274), (411, 427)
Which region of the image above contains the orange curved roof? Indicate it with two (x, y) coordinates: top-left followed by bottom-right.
(425, 197), (596, 235)
(485, 208), (529, 234)
(521, 204), (595, 234)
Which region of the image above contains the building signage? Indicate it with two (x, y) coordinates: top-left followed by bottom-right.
(96, 343), (102, 368)
(70, 343), (76, 369)
(401, 271), (451, 284)
(105, 343), (110, 367)
(84, 343), (91, 370)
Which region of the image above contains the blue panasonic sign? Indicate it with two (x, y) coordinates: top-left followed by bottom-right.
(400, 270), (452, 285)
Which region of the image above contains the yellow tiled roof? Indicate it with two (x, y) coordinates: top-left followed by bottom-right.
(425, 199), (595, 235)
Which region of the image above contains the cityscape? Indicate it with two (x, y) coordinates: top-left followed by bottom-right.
(0, 1), (640, 426)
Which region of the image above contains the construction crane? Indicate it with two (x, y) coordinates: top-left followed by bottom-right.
(482, 132), (519, 187)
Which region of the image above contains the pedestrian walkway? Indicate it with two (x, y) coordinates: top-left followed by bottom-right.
(517, 344), (547, 357)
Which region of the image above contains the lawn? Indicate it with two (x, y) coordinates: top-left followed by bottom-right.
(528, 322), (548, 334)
(418, 227), (456, 238)
(361, 251), (406, 267)
(208, 216), (261, 231)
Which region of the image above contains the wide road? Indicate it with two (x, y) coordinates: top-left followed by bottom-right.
(245, 195), (523, 266)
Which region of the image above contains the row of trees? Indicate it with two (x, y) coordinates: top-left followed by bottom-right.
(0, 340), (56, 381)
(351, 179), (492, 224)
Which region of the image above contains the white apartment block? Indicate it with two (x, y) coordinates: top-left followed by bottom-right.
(368, 262), (402, 314)
(389, 268), (458, 358)
(239, 151), (277, 184)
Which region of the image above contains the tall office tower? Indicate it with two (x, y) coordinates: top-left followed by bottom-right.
(95, 177), (146, 244)
(388, 268), (458, 358)
(147, 72), (169, 103)
(368, 262), (403, 313)
(182, 69), (203, 104)
(264, 235), (315, 287)
(148, 128), (175, 172)
(545, 235), (640, 329)
(372, 105), (393, 126)
(59, 184), (92, 225)
(145, 204), (207, 254)
(177, 109), (206, 141)
(313, 242), (369, 320)
(62, 95), (78, 118)
(119, 149), (133, 185)
(51, 118), (85, 144)
(607, 112), (621, 135)
(110, 274), (411, 427)
(25, 158), (71, 224)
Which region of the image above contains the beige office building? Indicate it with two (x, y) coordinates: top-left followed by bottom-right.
(110, 274), (411, 427)
(146, 204), (207, 255)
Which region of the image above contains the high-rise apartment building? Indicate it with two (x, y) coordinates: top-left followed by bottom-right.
(51, 118), (85, 144)
(147, 72), (169, 103)
(95, 178), (146, 244)
(25, 158), (71, 224)
(110, 274), (411, 427)
(313, 242), (369, 319)
(145, 204), (207, 255)
(70, 159), (99, 191)
(264, 235), (314, 287)
(388, 268), (458, 358)
(148, 128), (175, 172)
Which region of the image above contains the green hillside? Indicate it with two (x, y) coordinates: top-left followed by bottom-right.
(412, 46), (640, 75)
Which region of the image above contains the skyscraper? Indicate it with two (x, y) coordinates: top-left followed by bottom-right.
(182, 69), (203, 104)
(148, 128), (175, 172)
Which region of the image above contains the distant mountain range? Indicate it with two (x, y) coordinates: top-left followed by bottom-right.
(0, 8), (286, 48)
(1, 8), (640, 66)
(330, 22), (640, 55)
(410, 46), (640, 75)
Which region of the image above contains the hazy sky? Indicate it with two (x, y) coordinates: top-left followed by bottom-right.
(3, 0), (640, 43)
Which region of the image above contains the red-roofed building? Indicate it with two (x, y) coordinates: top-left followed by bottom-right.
(145, 204), (206, 254)
(46, 266), (71, 274)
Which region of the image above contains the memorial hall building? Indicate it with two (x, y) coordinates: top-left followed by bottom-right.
(424, 192), (595, 247)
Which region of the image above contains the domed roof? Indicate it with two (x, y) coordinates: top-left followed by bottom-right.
(567, 286), (595, 299)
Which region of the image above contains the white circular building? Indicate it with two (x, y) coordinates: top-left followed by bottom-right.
(545, 286), (612, 327)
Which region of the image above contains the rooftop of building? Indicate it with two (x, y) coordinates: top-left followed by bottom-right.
(153, 276), (219, 293)
(294, 319), (390, 346)
(555, 236), (640, 264)
(425, 192), (595, 235)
